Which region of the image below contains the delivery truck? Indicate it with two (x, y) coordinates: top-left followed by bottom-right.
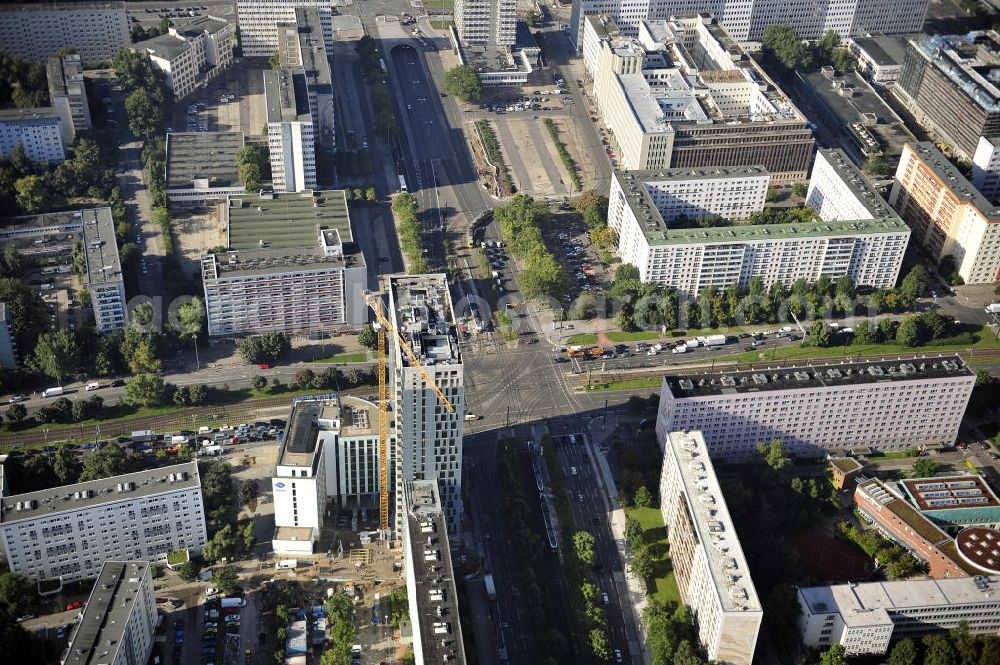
(276, 559), (299, 569)
(986, 303), (1000, 314)
(131, 430), (156, 442)
(698, 334), (726, 347)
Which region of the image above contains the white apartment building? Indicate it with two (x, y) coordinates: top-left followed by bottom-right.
(659, 431), (762, 664)
(276, 9), (335, 149)
(647, 0), (929, 43)
(0, 108), (65, 163)
(806, 149), (898, 222)
(389, 275), (465, 536)
(136, 17), (235, 100)
(655, 356), (977, 462)
(972, 136), (1000, 201)
(0, 462), (207, 583)
(201, 190), (367, 336)
(81, 207), (128, 332)
(585, 15), (814, 179)
(0, 1), (129, 63)
(455, 0), (517, 47)
(798, 576), (1000, 656)
(608, 166), (909, 294)
(265, 68), (317, 193)
(891, 142), (1000, 284)
(271, 395), (383, 554)
(63, 562), (157, 665)
(849, 36), (907, 86)
(47, 54), (91, 143)
(569, 0), (652, 50)
(236, 0), (336, 57)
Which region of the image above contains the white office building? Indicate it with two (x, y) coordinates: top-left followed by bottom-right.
(0, 462), (207, 583)
(47, 54), (92, 144)
(609, 164), (909, 294)
(455, 0), (517, 47)
(201, 190), (367, 336)
(798, 576), (1000, 656)
(659, 430), (762, 664)
(655, 356), (977, 461)
(276, 8), (335, 149)
(972, 136), (1000, 201)
(0, 2), (129, 63)
(0, 108), (65, 163)
(236, 0), (336, 57)
(63, 562), (157, 665)
(270, 394), (383, 554)
(136, 17), (235, 101)
(389, 275), (465, 536)
(575, 0), (931, 45)
(264, 68), (317, 193)
(570, 0), (653, 50)
(586, 15), (814, 179)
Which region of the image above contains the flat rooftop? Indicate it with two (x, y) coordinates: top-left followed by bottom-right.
(79, 207), (123, 288)
(405, 480), (467, 665)
(289, 8), (332, 95)
(898, 475), (1000, 513)
(276, 395), (378, 468)
(166, 132), (244, 189)
(851, 35), (907, 67)
(614, 170), (909, 245)
(664, 355), (973, 399)
(801, 69), (915, 158)
(666, 431), (761, 614)
(814, 149), (895, 219)
(799, 576), (1000, 621)
(0, 209), (87, 239)
(909, 31), (1000, 113)
(227, 189), (352, 250)
(0, 107), (59, 121)
(135, 32), (189, 60)
(264, 67), (311, 124)
(906, 142), (1000, 220)
(63, 561), (150, 665)
(389, 275), (460, 367)
(1, 461), (199, 523)
(0, 1), (125, 13)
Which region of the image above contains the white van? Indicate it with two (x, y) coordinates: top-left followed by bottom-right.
(85, 382), (100, 391)
(42, 386), (64, 398)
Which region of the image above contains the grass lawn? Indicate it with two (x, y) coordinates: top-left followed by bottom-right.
(429, 19), (454, 29)
(876, 449), (918, 460)
(626, 506), (680, 604)
(423, 0), (454, 9)
(585, 378), (663, 392)
(316, 352), (369, 363)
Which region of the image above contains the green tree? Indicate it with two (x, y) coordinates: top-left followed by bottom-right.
(358, 325), (378, 349)
(910, 457), (940, 478)
(443, 65), (483, 102)
(53, 445), (81, 484)
(631, 544), (654, 578)
(79, 443), (136, 482)
(922, 634), (957, 665)
(633, 485), (653, 508)
(211, 566), (240, 595)
(0, 572), (37, 617)
(887, 638), (918, 665)
(573, 531), (596, 566)
(807, 321), (832, 347)
(792, 182), (808, 198)
(178, 559), (201, 582)
(251, 375), (268, 393)
(325, 591), (353, 625)
(951, 622), (979, 665)
(124, 87), (166, 141)
(30, 329), (80, 383)
(895, 316), (925, 347)
(899, 264), (930, 303)
(269, 52), (281, 69)
(762, 24), (813, 71)
(588, 628), (611, 661)
(756, 438), (790, 471)
(818, 644), (848, 665)
(853, 319), (877, 345)
(365, 185), (377, 203)
(124, 373), (170, 406)
(15, 174), (61, 213)
(5, 403), (26, 423)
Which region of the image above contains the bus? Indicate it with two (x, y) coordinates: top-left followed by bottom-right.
(398, 174), (408, 192)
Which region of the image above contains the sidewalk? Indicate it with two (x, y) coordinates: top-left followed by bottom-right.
(584, 414), (651, 665)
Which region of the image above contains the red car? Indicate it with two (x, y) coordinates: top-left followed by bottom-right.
(258, 363), (270, 370)
(65, 601), (82, 611)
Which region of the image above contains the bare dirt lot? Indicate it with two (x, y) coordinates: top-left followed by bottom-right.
(171, 202), (227, 279)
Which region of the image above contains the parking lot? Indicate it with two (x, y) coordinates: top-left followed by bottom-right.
(168, 62), (268, 139)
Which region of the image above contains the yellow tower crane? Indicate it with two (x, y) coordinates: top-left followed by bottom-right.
(364, 292), (455, 534)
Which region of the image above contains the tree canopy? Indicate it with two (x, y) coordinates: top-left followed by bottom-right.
(443, 65), (483, 103)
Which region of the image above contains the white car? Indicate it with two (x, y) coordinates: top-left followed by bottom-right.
(205, 587), (219, 596)
(614, 649), (623, 663)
